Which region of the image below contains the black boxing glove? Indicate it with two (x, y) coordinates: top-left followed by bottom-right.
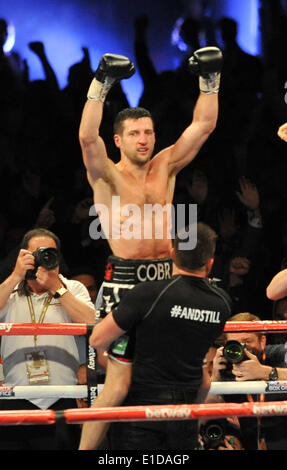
(188, 47), (223, 94)
(95, 53), (135, 82)
(88, 53), (135, 102)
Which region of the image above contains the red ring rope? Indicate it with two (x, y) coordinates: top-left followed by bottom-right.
(0, 320), (286, 336)
(0, 323), (88, 335)
(0, 409), (55, 424)
(0, 401), (286, 425)
(64, 401), (287, 423)
(224, 320), (287, 333)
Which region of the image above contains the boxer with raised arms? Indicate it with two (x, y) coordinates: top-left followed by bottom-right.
(78, 47), (223, 450)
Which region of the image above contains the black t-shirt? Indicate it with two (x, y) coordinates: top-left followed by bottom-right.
(113, 275), (232, 390)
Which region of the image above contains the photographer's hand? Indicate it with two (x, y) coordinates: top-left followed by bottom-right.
(232, 349), (267, 381)
(35, 267), (63, 295)
(35, 267), (95, 323)
(13, 249), (35, 283)
(216, 438), (236, 450)
(0, 250), (35, 310)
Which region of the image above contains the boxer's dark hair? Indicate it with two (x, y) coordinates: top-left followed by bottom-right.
(174, 222), (217, 271)
(113, 107), (154, 135)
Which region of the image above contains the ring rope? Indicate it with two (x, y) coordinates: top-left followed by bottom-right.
(0, 385), (88, 399)
(209, 380), (287, 395)
(0, 321), (285, 425)
(0, 382), (285, 399)
(64, 401), (287, 423)
(0, 401), (286, 425)
(0, 409), (55, 425)
(0, 323), (88, 335)
(0, 320), (286, 336)
(224, 320), (287, 333)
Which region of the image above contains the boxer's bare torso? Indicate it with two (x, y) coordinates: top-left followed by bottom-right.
(92, 149), (175, 259)
(80, 95), (219, 260)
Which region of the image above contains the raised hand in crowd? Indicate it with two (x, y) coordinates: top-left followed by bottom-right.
(28, 40), (59, 89)
(235, 176), (260, 211)
(188, 168), (208, 205)
(218, 207), (238, 240)
(70, 197), (93, 224)
(229, 256), (251, 277)
(278, 123), (287, 142)
(33, 197), (56, 229)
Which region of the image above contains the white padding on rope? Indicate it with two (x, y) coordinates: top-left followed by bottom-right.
(0, 382), (286, 400)
(0, 384), (104, 399)
(209, 380), (287, 395)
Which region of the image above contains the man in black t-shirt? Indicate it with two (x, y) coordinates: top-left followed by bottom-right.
(89, 223), (232, 450)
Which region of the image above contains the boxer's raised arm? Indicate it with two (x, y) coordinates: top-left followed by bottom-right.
(165, 47), (223, 175)
(79, 54), (135, 182)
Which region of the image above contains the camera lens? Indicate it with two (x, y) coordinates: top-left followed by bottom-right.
(25, 247), (60, 280)
(41, 248), (58, 269)
(34, 247), (59, 270)
(205, 423), (224, 440)
(223, 340), (245, 364)
(200, 420), (226, 449)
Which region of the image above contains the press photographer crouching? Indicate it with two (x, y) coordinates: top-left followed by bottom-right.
(199, 418), (244, 450)
(211, 312), (287, 450)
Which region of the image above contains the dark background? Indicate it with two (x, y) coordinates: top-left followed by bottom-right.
(0, 0), (262, 105)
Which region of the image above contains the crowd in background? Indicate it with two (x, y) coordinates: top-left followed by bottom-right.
(0, 1), (287, 324)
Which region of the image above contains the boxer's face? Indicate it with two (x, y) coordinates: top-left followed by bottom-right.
(114, 117), (155, 165)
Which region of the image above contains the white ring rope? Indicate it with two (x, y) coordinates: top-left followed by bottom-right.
(0, 384), (104, 399)
(209, 380), (287, 395)
(0, 381), (285, 400)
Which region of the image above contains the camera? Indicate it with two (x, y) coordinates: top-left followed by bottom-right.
(223, 340), (249, 364)
(200, 419), (243, 450)
(200, 420), (226, 450)
(25, 247), (60, 280)
(220, 340), (250, 380)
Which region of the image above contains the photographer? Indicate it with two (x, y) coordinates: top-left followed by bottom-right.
(199, 418), (244, 450)
(211, 312), (287, 450)
(0, 228), (95, 450)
